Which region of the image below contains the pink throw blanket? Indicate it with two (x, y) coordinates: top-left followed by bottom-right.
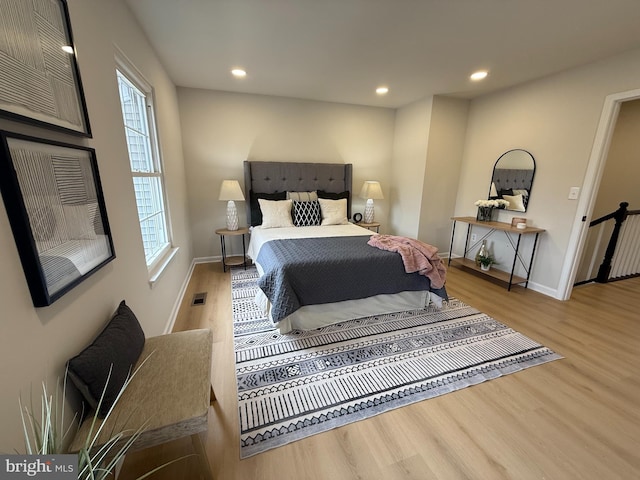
(367, 235), (446, 289)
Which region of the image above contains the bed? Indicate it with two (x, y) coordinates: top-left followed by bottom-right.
(244, 160), (447, 333)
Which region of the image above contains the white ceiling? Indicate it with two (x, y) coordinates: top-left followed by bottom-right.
(124, 0), (640, 108)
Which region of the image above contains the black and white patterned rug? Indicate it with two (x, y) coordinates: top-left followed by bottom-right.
(232, 267), (562, 458)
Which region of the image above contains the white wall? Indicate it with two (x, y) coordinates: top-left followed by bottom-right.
(390, 98), (432, 238)
(177, 88), (396, 258)
(0, 0), (192, 452)
(419, 96), (469, 251)
(455, 47), (640, 296)
(389, 96), (468, 253)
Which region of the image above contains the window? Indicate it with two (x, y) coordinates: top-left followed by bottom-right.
(116, 67), (171, 272)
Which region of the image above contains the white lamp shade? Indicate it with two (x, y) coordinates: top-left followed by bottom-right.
(219, 180), (245, 201)
(359, 181), (384, 200)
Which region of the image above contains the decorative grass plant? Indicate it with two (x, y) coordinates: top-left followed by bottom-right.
(18, 358), (188, 479)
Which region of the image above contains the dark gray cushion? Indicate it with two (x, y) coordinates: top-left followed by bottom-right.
(67, 300), (145, 418)
(317, 190), (350, 201)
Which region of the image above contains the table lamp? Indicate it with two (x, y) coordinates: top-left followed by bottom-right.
(219, 180), (245, 230)
(360, 181), (384, 223)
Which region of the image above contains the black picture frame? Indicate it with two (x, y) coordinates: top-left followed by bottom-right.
(0, 0), (92, 137)
(0, 131), (115, 307)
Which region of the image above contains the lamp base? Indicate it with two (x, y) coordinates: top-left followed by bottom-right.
(364, 199), (375, 223)
(226, 201), (239, 230)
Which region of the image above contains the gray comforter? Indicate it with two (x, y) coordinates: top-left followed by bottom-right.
(256, 235), (448, 323)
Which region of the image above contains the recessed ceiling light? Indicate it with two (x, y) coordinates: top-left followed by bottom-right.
(61, 45), (74, 54)
(470, 70), (488, 81)
(376, 86), (389, 95)
(231, 69), (247, 78)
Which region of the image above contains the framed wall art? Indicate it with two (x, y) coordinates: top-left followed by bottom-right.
(0, 131), (114, 307)
(0, 0), (92, 136)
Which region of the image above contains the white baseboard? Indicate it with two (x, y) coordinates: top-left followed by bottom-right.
(163, 258), (197, 334)
(193, 256), (221, 264)
(525, 280), (561, 299)
(162, 256), (222, 334)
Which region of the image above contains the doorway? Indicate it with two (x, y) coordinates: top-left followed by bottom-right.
(558, 88), (640, 300)
(573, 99), (640, 284)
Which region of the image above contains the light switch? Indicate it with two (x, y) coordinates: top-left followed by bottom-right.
(568, 187), (580, 200)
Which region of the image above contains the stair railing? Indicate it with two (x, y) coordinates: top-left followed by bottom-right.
(576, 202), (640, 285)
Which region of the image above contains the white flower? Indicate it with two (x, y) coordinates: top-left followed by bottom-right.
(475, 199), (510, 208)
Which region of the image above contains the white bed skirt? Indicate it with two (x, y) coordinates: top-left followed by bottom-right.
(255, 286), (443, 334)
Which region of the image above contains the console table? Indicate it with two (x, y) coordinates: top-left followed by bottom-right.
(448, 216), (545, 290)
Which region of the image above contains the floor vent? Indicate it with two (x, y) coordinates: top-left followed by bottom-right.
(191, 292), (207, 306)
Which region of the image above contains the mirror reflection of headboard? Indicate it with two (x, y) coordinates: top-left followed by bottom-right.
(488, 149), (535, 212)
(243, 161), (353, 226)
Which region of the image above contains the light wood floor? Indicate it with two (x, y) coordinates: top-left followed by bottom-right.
(120, 264), (640, 480)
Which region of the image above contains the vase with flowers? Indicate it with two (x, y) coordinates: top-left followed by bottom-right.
(474, 199), (509, 221)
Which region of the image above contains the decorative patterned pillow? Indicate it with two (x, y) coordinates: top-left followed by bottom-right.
(293, 200), (321, 227)
(258, 199), (294, 228)
(318, 198), (349, 225)
(286, 191), (318, 202)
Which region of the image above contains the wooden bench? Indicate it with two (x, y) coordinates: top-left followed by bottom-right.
(69, 328), (214, 479)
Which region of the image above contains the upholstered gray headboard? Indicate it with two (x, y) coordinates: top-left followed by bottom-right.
(492, 168), (535, 193)
(243, 161), (353, 226)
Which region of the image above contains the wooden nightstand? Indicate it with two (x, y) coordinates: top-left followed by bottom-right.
(358, 222), (381, 233)
(215, 227), (249, 272)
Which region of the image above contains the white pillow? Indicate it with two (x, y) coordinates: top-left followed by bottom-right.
(318, 198), (349, 226)
(502, 194), (526, 212)
(258, 199), (294, 228)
